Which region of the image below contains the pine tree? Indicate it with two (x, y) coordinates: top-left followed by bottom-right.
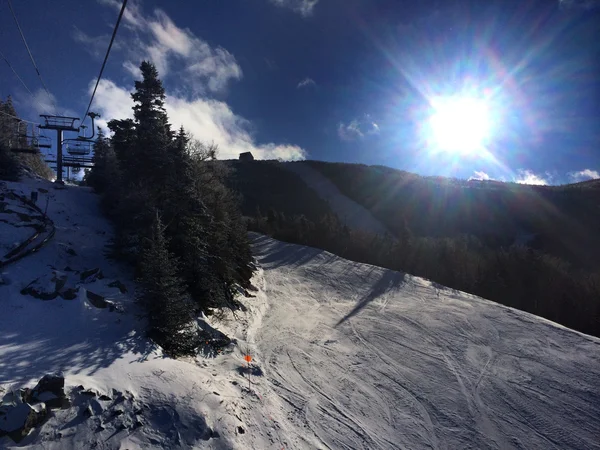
(138, 213), (199, 356)
(0, 97), (19, 180)
(131, 61), (173, 189)
(87, 128), (117, 193)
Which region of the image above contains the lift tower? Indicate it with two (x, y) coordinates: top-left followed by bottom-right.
(39, 115), (80, 183)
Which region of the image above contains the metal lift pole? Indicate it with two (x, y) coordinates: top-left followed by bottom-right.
(39, 115), (80, 184)
(56, 129), (63, 183)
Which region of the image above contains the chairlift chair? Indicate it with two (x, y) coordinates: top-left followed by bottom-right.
(64, 138), (92, 156)
(37, 135), (52, 149)
(8, 122), (45, 154)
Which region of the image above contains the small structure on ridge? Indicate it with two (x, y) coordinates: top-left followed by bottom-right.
(239, 151), (254, 162)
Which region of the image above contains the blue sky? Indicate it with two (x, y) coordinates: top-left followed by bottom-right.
(1, 0), (599, 184)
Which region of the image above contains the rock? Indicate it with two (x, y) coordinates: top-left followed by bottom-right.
(31, 374), (64, 399)
(66, 248), (77, 256)
(60, 287), (78, 300)
(88, 399), (105, 415)
(86, 290), (108, 309)
(26, 374), (69, 409)
(107, 280), (128, 293)
(0, 403), (48, 443)
(80, 390), (97, 397)
(237, 426), (245, 434)
(83, 405), (94, 418)
(80, 268), (104, 283)
(98, 394), (111, 401)
(21, 271), (67, 300)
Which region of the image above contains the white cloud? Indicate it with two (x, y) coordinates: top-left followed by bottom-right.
(71, 27), (120, 59)
(469, 171), (491, 181)
(338, 120), (363, 141)
(513, 169), (549, 186)
(269, 0), (319, 16)
(297, 77), (316, 89)
(85, 1), (305, 161)
(92, 79), (306, 161)
(338, 116), (380, 141)
(568, 169), (600, 182)
(89, 0), (242, 94)
(13, 88), (78, 121)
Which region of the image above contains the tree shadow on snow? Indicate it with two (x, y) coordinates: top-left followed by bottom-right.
(251, 235), (325, 270)
(335, 270), (406, 327)
(0, 301), (152, 385)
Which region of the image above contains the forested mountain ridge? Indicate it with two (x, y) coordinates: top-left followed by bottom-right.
(305, 161), (600, 269)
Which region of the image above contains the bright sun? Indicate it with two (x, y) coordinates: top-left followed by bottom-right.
(428, 96), (491, 154)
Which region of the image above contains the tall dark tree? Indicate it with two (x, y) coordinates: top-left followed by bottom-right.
(131, 61), (173, 189)
(138, 213), (199, 356)
(86, 128), (118, 193)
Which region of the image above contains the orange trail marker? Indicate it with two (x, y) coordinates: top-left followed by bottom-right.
(244, 354), (252, 390)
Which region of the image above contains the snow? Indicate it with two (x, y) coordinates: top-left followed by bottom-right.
(250, 234), (600, 449)
(1, 174), (600, 449)
(283, 162), (390, 235)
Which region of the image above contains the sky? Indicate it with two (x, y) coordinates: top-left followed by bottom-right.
(1, 0), (600, 185)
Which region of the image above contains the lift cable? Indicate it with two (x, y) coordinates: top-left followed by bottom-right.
(81, 0), (128, 126)
(0, 49), (33, 96)
(0, 109), (41, 126)
(6, 0), (58, 115)
(0, 49), (52, 117)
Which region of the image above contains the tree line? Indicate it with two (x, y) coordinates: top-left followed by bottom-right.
(86, 61), (254, 356)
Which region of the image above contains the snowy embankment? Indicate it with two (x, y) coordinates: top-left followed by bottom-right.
(1, 174), (600, 449)
(0, 175), (279, 449)
(250, 233), (600, 449)
(283, 162), (390, 235)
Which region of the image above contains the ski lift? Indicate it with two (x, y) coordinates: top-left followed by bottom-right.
(36, 135), (52, 149)
(63, 138), (93, 156)
(8, 122), (46, 154)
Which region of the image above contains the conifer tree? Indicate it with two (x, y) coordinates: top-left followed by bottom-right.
(138, 213), (199, 356)
(131, 61), (173, 189)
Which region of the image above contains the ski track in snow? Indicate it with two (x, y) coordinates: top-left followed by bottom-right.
(251, 233), (600, 450)
(282, 162), (390, 236)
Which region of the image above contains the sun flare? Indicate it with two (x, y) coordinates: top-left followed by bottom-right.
(428, 96), (491, 154)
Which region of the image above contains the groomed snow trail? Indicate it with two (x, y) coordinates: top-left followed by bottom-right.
(251, 234), (600, 450)
(283, 162), (389, 235)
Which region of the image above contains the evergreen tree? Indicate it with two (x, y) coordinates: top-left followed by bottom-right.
(0, 97), (53, 180)
(87, 128), (116, 193)
(107, 118), (136, 169)
(138, 213), (199, 356)
(85, 61), (255, 351)
(131, 61), (173, 189)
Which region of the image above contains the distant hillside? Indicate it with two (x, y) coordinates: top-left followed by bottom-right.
(224, 160), (333, 221)
(306, 161), (600, 270)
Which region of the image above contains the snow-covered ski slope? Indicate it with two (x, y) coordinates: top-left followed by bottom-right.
(251, 233), (600, 449)
(283, 162), (390, 235)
